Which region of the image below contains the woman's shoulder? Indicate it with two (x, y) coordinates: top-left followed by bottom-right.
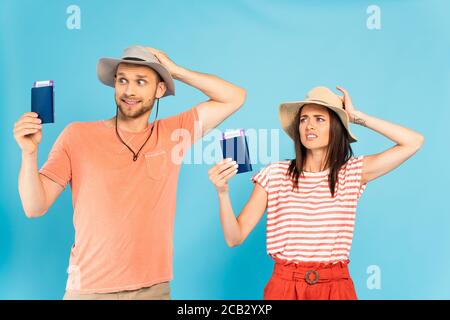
(264, 159), (291, 170)
(344, 155), (365, 168)
(339, 155), (365, 176)
(255, 160), (292, 177)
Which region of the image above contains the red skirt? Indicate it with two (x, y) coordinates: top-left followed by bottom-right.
(263, 258), (358, 300)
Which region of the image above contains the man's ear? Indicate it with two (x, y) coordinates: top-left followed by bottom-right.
(155, 81), (167, 99)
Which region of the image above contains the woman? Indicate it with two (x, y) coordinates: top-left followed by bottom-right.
(208, 86), (424, 300)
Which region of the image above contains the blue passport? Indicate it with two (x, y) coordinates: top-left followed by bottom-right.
(220, 129), (252, 174)
(31, 80), (54, 123)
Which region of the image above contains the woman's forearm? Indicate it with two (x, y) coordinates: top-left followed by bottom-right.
(351, 110), (424, 149)
(217, 191), (243, 247)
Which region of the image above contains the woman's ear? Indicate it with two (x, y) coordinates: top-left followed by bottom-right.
(155, 81), (167, 99)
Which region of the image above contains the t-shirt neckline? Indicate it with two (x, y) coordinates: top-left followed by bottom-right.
(101, 119), (153, 134)
(301, 168), (330, 176)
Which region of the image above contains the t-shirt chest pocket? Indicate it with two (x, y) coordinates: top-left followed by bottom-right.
(144, 150), (168, 180)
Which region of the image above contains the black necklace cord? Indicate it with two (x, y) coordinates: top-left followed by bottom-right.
(115, 95), (160, 162)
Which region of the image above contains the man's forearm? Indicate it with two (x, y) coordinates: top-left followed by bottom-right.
(18, 152), (47, 218)
(172, 66), (246, 105)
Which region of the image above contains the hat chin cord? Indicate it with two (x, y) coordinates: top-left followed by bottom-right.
(114, 89), (160, 162)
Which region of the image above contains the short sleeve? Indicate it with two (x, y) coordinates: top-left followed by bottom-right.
(39, 124), (73, 188)
(250, 164), (271, 194)
(344, 156), (367, 200)
(161, 106), (202, 147)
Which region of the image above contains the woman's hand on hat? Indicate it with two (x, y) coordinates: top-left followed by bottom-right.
(336, 86), (358, 123)
(208, 158), (239, 194)
(145, 47), (180, 76)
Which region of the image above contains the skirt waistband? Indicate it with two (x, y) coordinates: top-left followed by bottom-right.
(272, 258), (351, 284)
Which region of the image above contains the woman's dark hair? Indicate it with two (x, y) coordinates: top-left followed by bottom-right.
(287, 106), (353, 197)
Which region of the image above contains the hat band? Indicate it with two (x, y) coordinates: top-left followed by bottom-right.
(307, 98), (333, 105)
(122, 57), (146, 62)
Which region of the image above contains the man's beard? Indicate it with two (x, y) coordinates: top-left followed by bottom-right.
(115, 97), (155, 119)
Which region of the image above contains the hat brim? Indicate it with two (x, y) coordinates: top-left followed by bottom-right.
(96, 58), (175, 97)
(279, 100), (358, 143)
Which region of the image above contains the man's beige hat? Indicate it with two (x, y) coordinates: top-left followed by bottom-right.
(97, 45), (175, 97)
(279, 86), (357, 143)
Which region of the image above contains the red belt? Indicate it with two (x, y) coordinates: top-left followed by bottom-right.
(273, 261), (351, 285)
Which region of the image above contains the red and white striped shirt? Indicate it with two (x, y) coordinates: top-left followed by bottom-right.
(251, 156), (367, 264)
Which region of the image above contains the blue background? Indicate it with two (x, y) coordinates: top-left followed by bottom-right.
(0, 0), (448, 299)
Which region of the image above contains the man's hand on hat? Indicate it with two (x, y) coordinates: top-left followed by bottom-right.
(336, 86), (358, 123)
(145, 47), (181, 77)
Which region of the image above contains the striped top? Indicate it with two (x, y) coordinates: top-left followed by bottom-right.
(251, 156), (367, 264)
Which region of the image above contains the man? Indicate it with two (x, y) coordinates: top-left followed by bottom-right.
(14, 45), (246, 299)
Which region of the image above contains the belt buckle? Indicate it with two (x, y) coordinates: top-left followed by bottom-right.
(305, 270), (319, 285)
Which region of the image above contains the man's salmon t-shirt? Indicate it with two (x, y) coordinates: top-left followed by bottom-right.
(39, 107), (201, 294)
